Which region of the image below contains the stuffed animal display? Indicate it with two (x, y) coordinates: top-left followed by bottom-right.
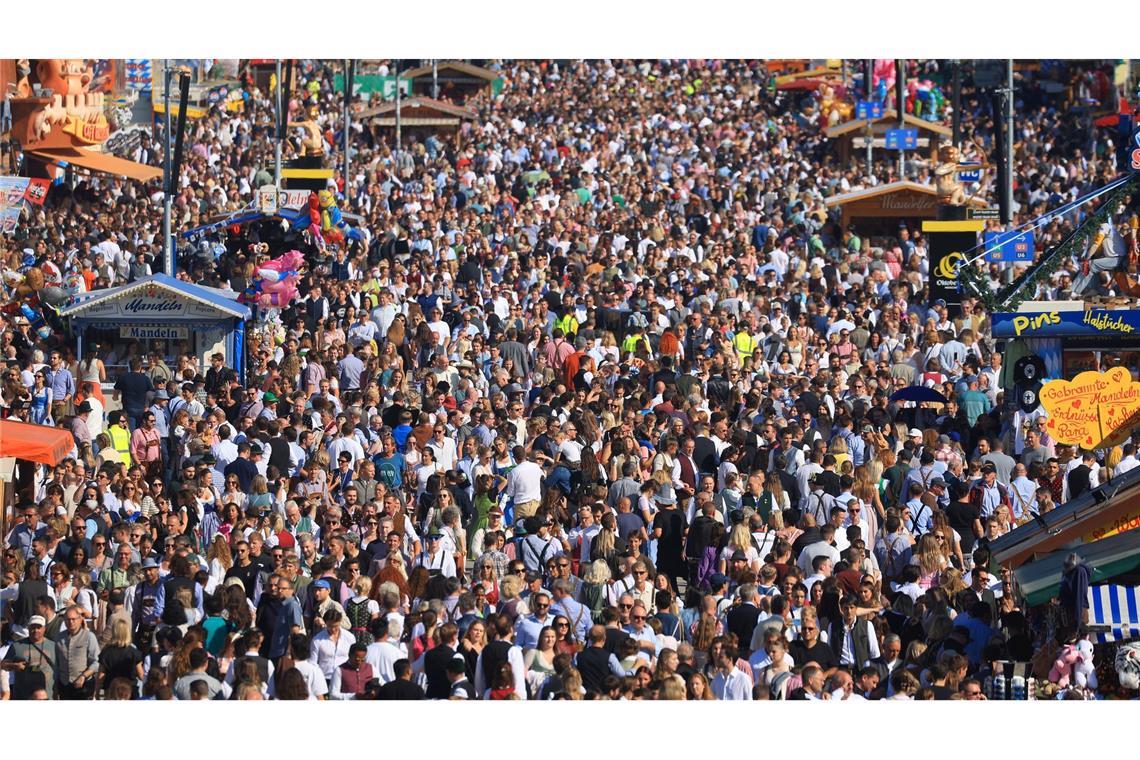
(1073, 638), (1098, 690)
(1049, 643), (1080, 688)
(1116, 642), (1140, 690)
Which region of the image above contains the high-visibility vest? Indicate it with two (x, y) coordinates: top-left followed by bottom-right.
(109, 425), (132, 467)
(733, 331), (757, 365)
(622, 334), (643, 355)
(556, 313), (579, 337)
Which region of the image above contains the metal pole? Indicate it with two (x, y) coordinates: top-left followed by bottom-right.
(163, 61), (173, 277)
(274, 59), (282, 185)
(432, 59), (438, 99)
(897, 59), (906, 180)
(1006, 59), (1015, 224)
(394, 61), (402, 168)
(952, 60), (962, 146)
(343, 59), (351, 200)
(865, 59), (873, 177)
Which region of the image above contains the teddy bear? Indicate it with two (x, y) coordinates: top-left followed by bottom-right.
(1049, 642), (1080, 688)
(1073, 638), (1098, 690)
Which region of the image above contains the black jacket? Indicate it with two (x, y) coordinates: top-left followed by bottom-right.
(377, 678), (425, 700)
(423, 644), (459, 699)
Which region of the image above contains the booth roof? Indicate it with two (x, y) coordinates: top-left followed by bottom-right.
(59, 273), (251, 320)
(0, 419), (76, 466)
(1015, 529), (1140, 607)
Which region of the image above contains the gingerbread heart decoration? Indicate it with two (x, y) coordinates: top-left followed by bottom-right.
(1040, 367), (1140, 450)
(1098, 369), (1140, 449)
(1039, 368), (1128, 448)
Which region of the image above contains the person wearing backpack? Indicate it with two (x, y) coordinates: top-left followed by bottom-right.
(875, 511), (914, 584)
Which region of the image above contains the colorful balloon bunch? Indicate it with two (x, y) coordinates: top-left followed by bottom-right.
(318, 190), (364, 245)
(239, 249), (305, 308)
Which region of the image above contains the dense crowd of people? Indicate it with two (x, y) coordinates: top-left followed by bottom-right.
(0, 59), (1131, 700)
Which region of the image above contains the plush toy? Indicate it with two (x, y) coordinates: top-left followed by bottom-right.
(1115, 641), (1140, 690)
(1072, 638), (1098, 690)
(239, 249), (304, 308)
(1049, 643), (1080, 688)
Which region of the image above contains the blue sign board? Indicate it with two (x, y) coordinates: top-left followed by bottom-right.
(1130, 122), (1140, 173)
(985, 230), (1035, 263)
(885, 128), (918, 150)
(958, 162), (983, 183)
(856, 100), (882, 120)
(992, 309), (1140, 339)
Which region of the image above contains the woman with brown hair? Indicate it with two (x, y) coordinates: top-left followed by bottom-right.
(685, 670), (717, 700)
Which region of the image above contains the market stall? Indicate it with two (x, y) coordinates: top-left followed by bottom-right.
(991, 303), (1140, 391)
(58, 273), (250, 378)
(824, 180), (988, 240)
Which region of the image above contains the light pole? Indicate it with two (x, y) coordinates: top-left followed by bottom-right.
(274, 59), (282, 185)
(162, 60), (173, 276)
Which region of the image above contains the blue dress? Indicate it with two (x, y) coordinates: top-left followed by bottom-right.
(31, 387), (51, 425)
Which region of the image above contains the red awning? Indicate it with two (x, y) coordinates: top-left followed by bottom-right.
(0, 419), (75, 466)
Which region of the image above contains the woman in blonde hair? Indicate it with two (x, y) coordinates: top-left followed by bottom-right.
(205, 535), (233, 595)
(718, 523), (760, 575)
(830, 436), (850, 471)
(853, 464), (886, 529)
(97, 617), (145, 697)
(910, 533), (947, 590)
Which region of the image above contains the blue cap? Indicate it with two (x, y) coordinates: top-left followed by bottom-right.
(313, 579), (331, 590)
(709, 573), (730, 588)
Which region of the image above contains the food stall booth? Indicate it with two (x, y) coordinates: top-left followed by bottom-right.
(58, 273), (249, 379)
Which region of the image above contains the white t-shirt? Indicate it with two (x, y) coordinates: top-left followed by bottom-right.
(292, 659), (329, 700)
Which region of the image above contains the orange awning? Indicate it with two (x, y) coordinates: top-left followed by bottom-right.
(0, 419), (76, 466)
(26, 146), (162, 183)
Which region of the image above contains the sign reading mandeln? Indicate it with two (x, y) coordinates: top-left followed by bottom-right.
(119, 325), (189, 340)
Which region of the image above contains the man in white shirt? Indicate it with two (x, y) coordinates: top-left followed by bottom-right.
(365, 617), (407, 685)
(308, 611), (356, 682)
(710, 640), (752, 700)
(413, 533), (457, 578)
(505, 447), (544, 519)
(802, 555), (833, 599)
(426, 424), (459, 472)
(289, 634), (329, 700)
(797, 524), (841, 576)
(1116, 443), (1140, 477)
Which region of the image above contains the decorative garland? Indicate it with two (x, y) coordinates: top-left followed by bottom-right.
(959, 176), (1138, 312)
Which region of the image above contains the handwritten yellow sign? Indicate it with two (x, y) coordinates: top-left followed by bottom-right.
(1040, 367), (1139, 450)
(1083, 507), (1140, 543)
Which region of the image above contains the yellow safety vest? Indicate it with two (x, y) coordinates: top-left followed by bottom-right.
(556, 314), (579, 337)
(622, 334), (643, 355)
(108, 425), (132, 467)
(733, 332), (757, 366)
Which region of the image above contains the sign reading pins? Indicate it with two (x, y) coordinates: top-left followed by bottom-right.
(1014, 354), (1047, 385)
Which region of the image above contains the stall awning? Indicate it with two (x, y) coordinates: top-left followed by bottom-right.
(1089, 585), (1140, 643)
(991, 465), (1140, 569)
(26, 146), (162, 183)
(0, 419), (75, 466)
(1013, 529), (1140, 607)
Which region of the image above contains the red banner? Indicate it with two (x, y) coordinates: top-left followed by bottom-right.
(23, 179), (50, 206)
